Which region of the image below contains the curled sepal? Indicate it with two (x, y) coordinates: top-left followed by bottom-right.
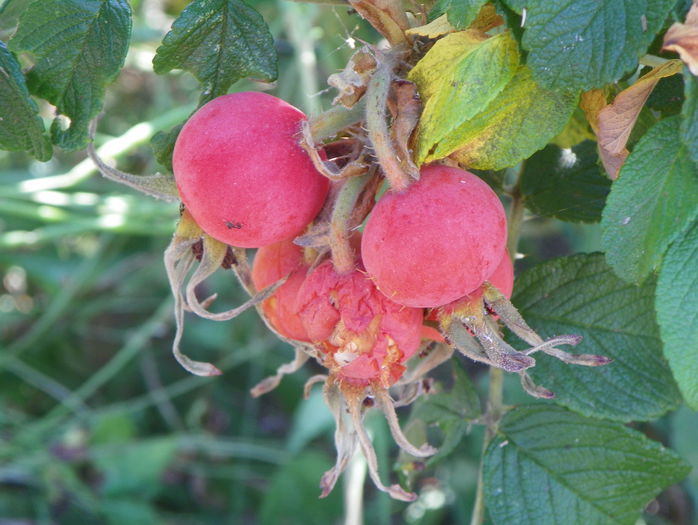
(375, 388), (437, 458)
(185, 235), (286, 321)
(451, 300), (535, 372)
(482, 283), (611, 367)
(250, 347), (310, 398)
(397, 342), (453, 386)
(87, 119), (179, 202)
(319, 380), (359, 498)
(164, 217), (221, 376)
(344, 386), (417, 501)
(299, 120), (369, 182)
(519, 371), (555, 399)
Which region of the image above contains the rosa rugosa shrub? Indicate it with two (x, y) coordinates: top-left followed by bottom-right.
(361, 165), (507, 308)
(173, 91), (330, 248)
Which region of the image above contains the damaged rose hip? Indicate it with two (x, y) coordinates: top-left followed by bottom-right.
(173, 92), (330, 248)
(295, 256), (436, 501)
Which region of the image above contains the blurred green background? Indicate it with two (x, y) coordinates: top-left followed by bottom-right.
(0, 0), (695, 523)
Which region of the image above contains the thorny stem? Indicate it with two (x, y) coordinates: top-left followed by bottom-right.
(470, 173), (526, 525)
(365, 50), (412, 192)
(330, 173), (371, 273)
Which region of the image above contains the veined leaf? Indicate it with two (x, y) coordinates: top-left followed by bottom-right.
(153, 0), (277, 105)
(431, 66), (576, 169)
(520, 0), (676, 92)
(601, 117), (698, 284)
(0, 41), (51, 160)
(409, 31), (519, 164)
(656, 219), (698, 409)
(9, 0), (132, 150)
(428, 0), (487, 29)
(514, 253), (682, 421)
(485, 405), (690, 525)
(520, 141), (610, 223)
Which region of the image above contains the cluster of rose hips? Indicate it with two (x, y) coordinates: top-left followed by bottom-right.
(90, 69), (609, 498)
(129, 86), (609, 501)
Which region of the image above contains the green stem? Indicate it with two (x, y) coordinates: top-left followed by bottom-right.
(308, 99), (366, 142)
(365, 51), (411, 192)
(470, 176), (526, 525)
(506, 185), (525, 261)
(330, 173), (370, 273)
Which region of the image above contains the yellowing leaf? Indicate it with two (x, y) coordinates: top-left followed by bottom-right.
(409, 30), (487, 100)
(434, 67), (577, 170)
(406, 14), (455, 38)
(597, 60), (683, 178)
(663, 0), (698, 76)
(409, 31), (519, 164)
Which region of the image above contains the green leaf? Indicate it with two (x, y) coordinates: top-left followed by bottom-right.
(681, 67), (698, 165)
(260, 451), (341, 525)
(150, 122), (184, 172)
(520, 141), (611, 223)
(411, 360), (481, 464)
(436, 66), (577, 169)
(153, 0), (277, 105)
(513, 253), (682, 421)
(429, 0), (487, 29)
(409, 31), (520, 165)
(656, 219), (698, 409)
(0, 41), (51, 160)
(9, 0), (132, 150)
(520, 0), (675, 92)
(601, 117), (698, 284)
(484, 405), (691, 525)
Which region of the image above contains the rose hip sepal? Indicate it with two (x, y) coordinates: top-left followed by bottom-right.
(163, 209), (285, 377)
(173, 92), (330, 248)
(432, 252), (612, 398)
(296, 258), (437, 501)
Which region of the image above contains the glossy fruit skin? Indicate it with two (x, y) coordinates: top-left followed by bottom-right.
(361, 165), (507, 308)
(173, 92), (330, 248)
(295, 259), (423, 387)
(251, 240), (311, 342)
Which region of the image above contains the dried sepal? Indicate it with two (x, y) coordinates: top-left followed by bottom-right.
(375, 388), (437, 458)
(250, 346), (310, 398)
(327, 47), (378, 108)
(397, 342), (453, 386)
(300, 120), (369, 181)
(344, 386), (417, 501)
(185, 234), (287, 321)
(87, 119), (179, 202)
(164, 215), (221, 376)
(319, 380), (359, 498)
(389, 79), (421, 180)
(482, 282), (610, 367)
(519, 371), (555, 399)
(455, 299), (536, 372)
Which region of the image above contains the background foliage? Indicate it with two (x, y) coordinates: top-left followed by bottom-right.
(0, 0), (696, 523)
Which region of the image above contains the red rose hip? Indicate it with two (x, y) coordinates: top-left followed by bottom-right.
(173, 92), (330, 248)
(361, 165), (507, 308)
